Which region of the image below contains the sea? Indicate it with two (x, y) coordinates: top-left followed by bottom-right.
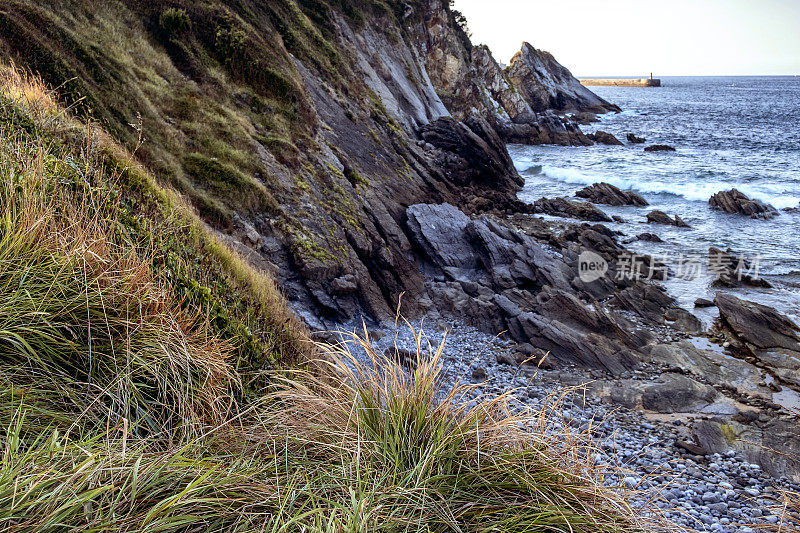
(509, 76), (800, 324)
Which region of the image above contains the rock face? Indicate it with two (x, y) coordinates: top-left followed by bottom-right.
(646, 210), (690, 227)
(506, 43), (620, 114)
(576, 183), (649, 206)
(533, 197), (612, 222)
(709, 189), (779, 219)
(587, 131), (623, 145)
(644, 145), (676, 152)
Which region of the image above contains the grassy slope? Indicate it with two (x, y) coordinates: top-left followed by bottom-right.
(0, 64), (657, 531)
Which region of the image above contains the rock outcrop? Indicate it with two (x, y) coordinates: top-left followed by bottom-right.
(587, 131), (623, 145)
(506, 43), (620, 115)
(647, 210), (690, 227)
(627, 133), (646, 144)
(533, 197), (612, 222)
(708, 247), (771, 288)
(405, 203), (668, 374)
(644, 145), (676, 152)
(576, 183), (649, 206)
(709, 189), (779, 219)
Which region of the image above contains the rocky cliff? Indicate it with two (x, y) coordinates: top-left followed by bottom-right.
(0, 0), (615, 329)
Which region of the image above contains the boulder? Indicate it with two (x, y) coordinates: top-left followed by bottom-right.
(709, 188), (778, 219)
(644, 144), (676, 152)
(708, 247), (771, 288)
(715, 294), (800, 352)
(533, 197), (612, 222)
(694, 298), (715, 308)
(664, 307), (703, 334)
(576, 182), (649, 206)
(587, 130), (623, 145)
(646, 210), (690, 227)
(627, 133), (646, 144)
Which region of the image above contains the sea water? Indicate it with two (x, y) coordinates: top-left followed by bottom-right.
(510, 76), (800, 321)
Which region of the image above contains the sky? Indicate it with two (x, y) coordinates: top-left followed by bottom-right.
(451, 0), (800, 76)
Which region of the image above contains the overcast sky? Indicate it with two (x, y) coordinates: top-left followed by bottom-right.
(451, 0), (800, 76)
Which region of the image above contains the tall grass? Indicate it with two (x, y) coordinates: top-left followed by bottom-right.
(265, 328), (655, 532)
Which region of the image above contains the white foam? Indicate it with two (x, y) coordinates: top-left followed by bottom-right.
(525, 164), (800, 209)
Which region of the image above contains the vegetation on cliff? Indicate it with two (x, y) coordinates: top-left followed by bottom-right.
(0, 62), (660, 530)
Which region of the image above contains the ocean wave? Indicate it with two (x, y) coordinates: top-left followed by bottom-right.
(523, 164), (800, 209)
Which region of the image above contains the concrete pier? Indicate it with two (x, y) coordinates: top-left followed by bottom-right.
(579, 78), (661, 87)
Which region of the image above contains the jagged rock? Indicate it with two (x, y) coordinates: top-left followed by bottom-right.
(587, 130), (623, 145)
(715, 294), (800, 352)
(637, 233), (664, 242)
(709, 188), (778, 219)
(646, 210), (689, 227)
(506, 43), (620, 114)
(644, 144), (676, 152)
(708, 247), (771, 288)
(576, 182), (649, 206)
(404, 203), (663, 374)
(694, 298), (715, 308)
(533, 197), (612, 222)
(331, 275), (358, 294)
(627, 133), (646, 144)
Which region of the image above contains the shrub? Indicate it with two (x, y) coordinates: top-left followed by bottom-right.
(159, 7), (192, 34)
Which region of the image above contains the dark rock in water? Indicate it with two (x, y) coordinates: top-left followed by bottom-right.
(612, 215), (626, 223)
(708, 247), (771, 288)
(637, 232), (664, 242)
(627, 133), (646, 144)
(694, 298), (715, 308)
(533, 197), (612, 222)
(587, 130), (623, 145)
(576, 182), (649, 206)
(646, 210), (690, 227)
(572, 111), (599, 125)
(709, 188), (779, 219)
(644, 144), (676, 152)
(715, 294), (800, 352)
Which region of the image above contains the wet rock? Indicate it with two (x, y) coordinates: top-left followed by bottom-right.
(665, 307), (703, 334)
(588, 130), (623, 145)
(637, 232), (664, 242)
(627, 133), (646, 144)
(575, 182), (649, 206)
(715, 294), (800, 353)
(533, 197), (612, 222)
(646, 210), (690, 227)
(708, 247), (771, 288)
(695, 298), (715, 308)
(709, 189), (779, 219)
(644, 144), (677, 152)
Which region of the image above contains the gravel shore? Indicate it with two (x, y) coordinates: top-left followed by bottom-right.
(329, 322), (800, 532)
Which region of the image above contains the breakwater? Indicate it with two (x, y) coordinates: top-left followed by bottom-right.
(579, 78), (661, 87)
